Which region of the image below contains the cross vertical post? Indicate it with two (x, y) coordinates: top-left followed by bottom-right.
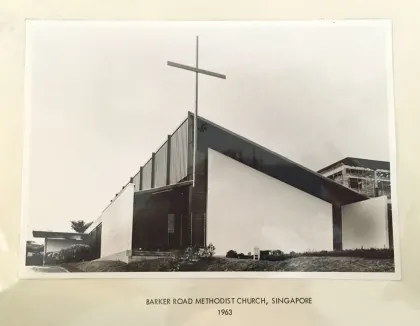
(194, 36), (199, 188)
(167, 36), (226, 188)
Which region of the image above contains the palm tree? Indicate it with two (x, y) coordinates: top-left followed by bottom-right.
(70, 220), (93, 233)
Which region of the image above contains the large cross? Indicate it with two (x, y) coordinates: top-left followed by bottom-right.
(167, 36), (226, 188)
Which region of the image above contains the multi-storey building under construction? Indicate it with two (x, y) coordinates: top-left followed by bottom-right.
(318, 157), (391, 202)
(318, 157), (393, 248)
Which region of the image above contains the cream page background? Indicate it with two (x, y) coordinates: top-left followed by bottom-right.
(1, 1), (420, 325)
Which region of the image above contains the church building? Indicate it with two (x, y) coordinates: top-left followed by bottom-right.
(33, 112), (391, 262)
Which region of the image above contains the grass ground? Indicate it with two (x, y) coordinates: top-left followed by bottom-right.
(61, 256), (394, 273)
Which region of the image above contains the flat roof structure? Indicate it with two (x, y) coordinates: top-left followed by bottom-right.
(32, 230), (89, 240)
(318, 157), (390, 174)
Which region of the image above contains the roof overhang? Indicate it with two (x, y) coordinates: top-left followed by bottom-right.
(196, 114), (368, 206)
(134, 180), (192, 196)
(32, 230), (89, 240)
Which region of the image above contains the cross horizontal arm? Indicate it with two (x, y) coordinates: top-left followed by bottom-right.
(167, 61), (226, 79)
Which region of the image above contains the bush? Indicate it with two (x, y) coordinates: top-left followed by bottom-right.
(264, 254), (291, 262)
(226, 250), (238, 258)
(199, 243), (215, 259)
(238, 253), (253, 259)
(259, 249), (290, 262)
(44, 252), (61, 265)
(260, 249), (286, 260)
(257, 248), (393, 261)
(272, 250), (284, 256)
(226, 251), (253, 259)
(166, 244), (216, 271)
(299, 248), (393, 259)
(181, 243), (215, 261)
(259, 250), (270, 260)
(59, 244), (93, 263)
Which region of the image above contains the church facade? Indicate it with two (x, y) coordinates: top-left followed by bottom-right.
(33, 112), (391, 262)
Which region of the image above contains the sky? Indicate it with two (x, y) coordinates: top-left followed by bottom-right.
(24, 21), (393, 240)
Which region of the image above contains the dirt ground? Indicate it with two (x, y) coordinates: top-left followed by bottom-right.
(62, 256), (394, 273)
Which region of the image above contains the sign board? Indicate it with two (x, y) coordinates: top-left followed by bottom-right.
(253, 246), (260, 260)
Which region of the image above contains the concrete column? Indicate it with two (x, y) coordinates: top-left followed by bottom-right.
(43, 238), (47, 265)
(387, 204), (393, 248)
(332, 204), (343, 250)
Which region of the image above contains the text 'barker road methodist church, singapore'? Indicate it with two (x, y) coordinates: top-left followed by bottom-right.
(33, 112), (393, 263)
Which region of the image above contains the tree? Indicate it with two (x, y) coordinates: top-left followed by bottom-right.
(26, 240), (44, 253)
(70, 220), (93, 233)
(226, 250), (238, 258)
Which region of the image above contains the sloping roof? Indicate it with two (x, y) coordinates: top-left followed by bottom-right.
(95, 112), (370, 210)
(318, 157), (390, 173)
(195, 113), (368, 206)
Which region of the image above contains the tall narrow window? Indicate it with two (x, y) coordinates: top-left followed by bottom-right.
(168, 214), (175, 234)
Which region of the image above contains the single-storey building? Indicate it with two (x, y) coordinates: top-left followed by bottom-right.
(33, 112), (391, 263)
(32, 231), (89, 264)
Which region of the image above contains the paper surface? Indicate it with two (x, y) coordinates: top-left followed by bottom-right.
(1, 1), (420, 325)
(19, 20), (399, 280)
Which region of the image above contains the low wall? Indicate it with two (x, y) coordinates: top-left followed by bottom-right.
(100, 184), (135, 259)
(206, 149), (334, 256)
(98, 250), (132, 263)
(98, 250), (172, 263)
(341, 196), (389, 249)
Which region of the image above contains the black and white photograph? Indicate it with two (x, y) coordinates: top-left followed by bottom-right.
(20, 20), (399, 279)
